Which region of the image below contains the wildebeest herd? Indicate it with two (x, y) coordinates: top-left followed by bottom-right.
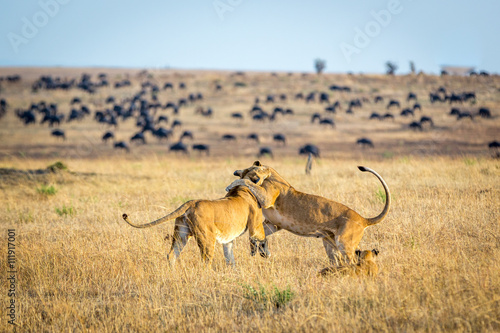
(1, 69), (498, 159)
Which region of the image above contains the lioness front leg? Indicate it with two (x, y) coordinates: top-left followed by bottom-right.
(226, 179), (276, 209)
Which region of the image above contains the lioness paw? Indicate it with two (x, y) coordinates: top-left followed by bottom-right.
(226, 179), (246, 192)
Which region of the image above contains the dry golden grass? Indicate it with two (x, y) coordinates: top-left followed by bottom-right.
(0, 68), (499, 331)
(0, 156), (499, 332)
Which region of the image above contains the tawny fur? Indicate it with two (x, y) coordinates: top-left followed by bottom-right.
(122, 186), (267, 267)
(319, 249), (380, 277)
(226, 161), (391, 268)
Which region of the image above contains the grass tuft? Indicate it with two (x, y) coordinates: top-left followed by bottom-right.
(37, 184), (57, 196)
(242, 283), (295, 310)
(55, 204), (75, 217)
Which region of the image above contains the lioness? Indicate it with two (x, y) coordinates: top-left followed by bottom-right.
(226, 161), (390, 266)
(319, 249), (380, 277)
(122, 185), (269, 267)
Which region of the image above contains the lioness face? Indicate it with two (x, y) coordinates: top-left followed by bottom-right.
(233, 161), (271, 186)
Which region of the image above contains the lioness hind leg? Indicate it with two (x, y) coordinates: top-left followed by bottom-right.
(322, 237), (339, 265)
(195, 233), (216, 265)
(167, 218), (192, 267)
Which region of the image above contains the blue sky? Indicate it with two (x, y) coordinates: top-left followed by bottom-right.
(1, 0), (499, 74)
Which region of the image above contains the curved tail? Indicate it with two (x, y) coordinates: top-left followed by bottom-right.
(122, 201), (195, 228)
(358, 166), (391, 226)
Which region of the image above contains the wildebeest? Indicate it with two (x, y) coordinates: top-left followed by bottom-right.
(273, 134), (286, 145)
(413, 103), (422, 111)
(309, 113), (320, 124)
(370, 112), (381, 120)
(17, 110), (36, 125)
(231, 112), (243, 120)
(265, 95), (275, 103)
(401, 108), (414, 117)
(51, 129), (66, 140)
(258, 147), (273, 158)
(102, 131), (114, 142)
(319, 92), (329, 104)
(409, 121), (422, 131)
(156, 115), (168, 125)
(180, 130), (193, 140)
(488, 141), (499, 149)
(171, 120), (182, 129)
(153, 127), (172, 141)
(420, 116), (434, 128)
(319, 117), (335, 128)
(169, 141), (188, 154)
(70, 97), (81, 105)
(356, 138), (374, 148)
(247, 133), (259, 143)
(299, 144), (320, 158)
(457, 112), (474, 121)
(387, 100), (401, 109)
(383, 113), (394, 120)
(222, 134), (236, 141)
(374, 96), (384, 103)
(449, 108), (461, 116)
(114, 141), (130, 152)
(478, 108), (491, 119)
(407, 92), (417, 102)
(130, 132), (146, 144)
(192, 144), (209, 155)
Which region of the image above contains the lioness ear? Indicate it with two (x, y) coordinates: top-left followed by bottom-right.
(233, 170), (243, 177)
(253, 161), (262, 166)
(372, 249), (379, 256)
(355, 249), (361, 257)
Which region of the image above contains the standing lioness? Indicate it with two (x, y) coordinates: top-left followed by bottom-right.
(122, 185), (269, 267)
(226, 161), (390, 267)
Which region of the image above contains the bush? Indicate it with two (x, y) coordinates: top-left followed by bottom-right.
(37, 184), (57, 196)
(242, 283), (295, 310)
(47, 161), (68, 172)
(55, 205), (75, 217)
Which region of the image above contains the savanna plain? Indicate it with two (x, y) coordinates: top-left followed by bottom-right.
(0, 68), (499, 332)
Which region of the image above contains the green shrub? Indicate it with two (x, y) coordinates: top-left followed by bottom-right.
(37, 184), (57, 196)
(55, 205), (75, 217)
(47, 161), (68, 172)
(242, 283), (295, 310)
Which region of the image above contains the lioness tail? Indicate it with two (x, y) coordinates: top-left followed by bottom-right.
(122, 201), (195, 228)
(358, 166), (391, 226)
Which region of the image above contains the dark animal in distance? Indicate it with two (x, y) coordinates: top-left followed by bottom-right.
(273, 134), (286, 145)
(180, 131), (193, 140)
(356, 138), (374, 148)
(102, 131), (114, 142)
(169, 141), (188, 154)
(299, 144), (320, 158)
(478, 108), (491, 119)
(130, 132), (146, 144)
(222, 134), (236, 141)
(247, 133), (259, 143)
(387, 100), (401, 109)
(51, 129), (66, 140)
(409, 121), (423, 131)
(114, 141), (130, 152)
(192, 144), (209, 155)
(258, 147), (273, 158)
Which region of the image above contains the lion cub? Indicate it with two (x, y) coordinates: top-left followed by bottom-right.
(319, 249), (380, 277)
(122, 184), (269, 267)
